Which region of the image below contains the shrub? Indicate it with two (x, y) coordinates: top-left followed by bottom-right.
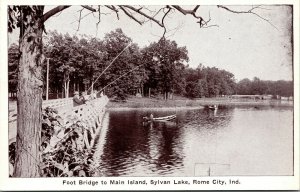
(9, 107), (98, 177)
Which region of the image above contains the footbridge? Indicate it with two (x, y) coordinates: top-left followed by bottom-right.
(8, 95), (109, 145)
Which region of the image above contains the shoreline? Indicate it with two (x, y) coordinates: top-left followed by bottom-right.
(107, 106), (204, 111)
(106, 97), (293, 109)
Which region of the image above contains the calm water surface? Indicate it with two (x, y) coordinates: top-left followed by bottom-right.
(93, 106), (293, 176)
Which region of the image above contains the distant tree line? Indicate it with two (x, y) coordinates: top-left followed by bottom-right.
(8, 28), (293, 100)
(184, 64), (236, 98)
(236, 77), (293, 97)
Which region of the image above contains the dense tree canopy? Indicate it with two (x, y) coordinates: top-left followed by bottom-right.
(9, 30), (293, 100)
(100, 29), (142, 98)
(184, 64), (236, 98)
(141, 38), (188, 99)
(236, 77), (293, 97)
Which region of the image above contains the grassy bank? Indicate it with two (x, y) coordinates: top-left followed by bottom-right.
(106, 96), (293, 108)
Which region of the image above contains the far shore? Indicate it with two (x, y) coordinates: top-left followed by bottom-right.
(106, 96), (293, 109)
(107, 106), (204, 111)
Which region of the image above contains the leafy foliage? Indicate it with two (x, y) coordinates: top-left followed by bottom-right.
(8, 6), (44, 34)
(141, 38), (188, 98)
(9, 107), (98, 177)
(100, 29), (143, 99)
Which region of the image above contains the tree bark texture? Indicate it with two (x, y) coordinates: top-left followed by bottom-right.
(14, 7), (44, 177)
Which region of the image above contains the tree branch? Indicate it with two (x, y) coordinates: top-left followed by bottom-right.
(217, 5), (278, 30)
(121, 5), (163, 27)
(119, 6), (143, 25)
(76, 8), (84, 31)
(138, 5), (156, 14)
(95, 6), (101, 37)
(193, 5), (200, 12)
(42, 6), (71, 22)
(217, 5), (254, 14)
(97, 6), (101, 24)
(171, 5), (201, 18)
(105, 5), (119, 19)
(143, 7), (164, 24)
(165, 22), (184, 38)
(81, 5), (96, 12)
(70, 11), (94, 25)
(161, 6), (172, 37)
(198, 11), (219, 28)
(171, 5), (215, 28)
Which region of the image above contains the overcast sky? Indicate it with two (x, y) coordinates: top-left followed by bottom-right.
(8, 5), (293, 81)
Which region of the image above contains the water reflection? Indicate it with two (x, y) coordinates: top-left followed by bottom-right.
(181, 105), (233, 129)
(96, 110), (185, 176)
(94, 106), (293, 176)
(147, 121), (184, 175)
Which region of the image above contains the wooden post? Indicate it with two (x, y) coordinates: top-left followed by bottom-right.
(46, 58), (50, 100)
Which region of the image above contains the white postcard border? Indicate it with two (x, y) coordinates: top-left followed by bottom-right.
(0, 0), (299, 190)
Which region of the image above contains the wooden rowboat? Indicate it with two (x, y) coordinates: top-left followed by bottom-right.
(153, 114), (176, 121)
(208, 105), (218, 110)
(143, 114), (176, 122)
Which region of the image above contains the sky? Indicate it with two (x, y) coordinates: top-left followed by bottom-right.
(8, 5), (294, 81)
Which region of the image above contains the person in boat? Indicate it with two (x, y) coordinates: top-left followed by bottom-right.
(207, 105), (218, 118)
(149, 113), (154, 121)
(143, 113), (154, 122)
(73, 91), (83, 107)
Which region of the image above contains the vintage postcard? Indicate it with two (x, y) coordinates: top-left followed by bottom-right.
(0, 0), (299, 190)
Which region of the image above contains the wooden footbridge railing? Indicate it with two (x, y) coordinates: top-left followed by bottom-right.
(8, 96), (109, 145)
(8, 97), (73, 124)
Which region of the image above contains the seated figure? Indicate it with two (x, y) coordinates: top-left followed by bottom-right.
(81, 91), (90, 104)
(73, 91), (83, 106)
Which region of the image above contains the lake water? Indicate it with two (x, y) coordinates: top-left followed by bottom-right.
(93, 106), (293, 176)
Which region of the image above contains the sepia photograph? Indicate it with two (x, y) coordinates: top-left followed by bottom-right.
(1, 0), (299, 190)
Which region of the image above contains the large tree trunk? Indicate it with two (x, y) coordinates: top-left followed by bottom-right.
(14, 7), (44, 177)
